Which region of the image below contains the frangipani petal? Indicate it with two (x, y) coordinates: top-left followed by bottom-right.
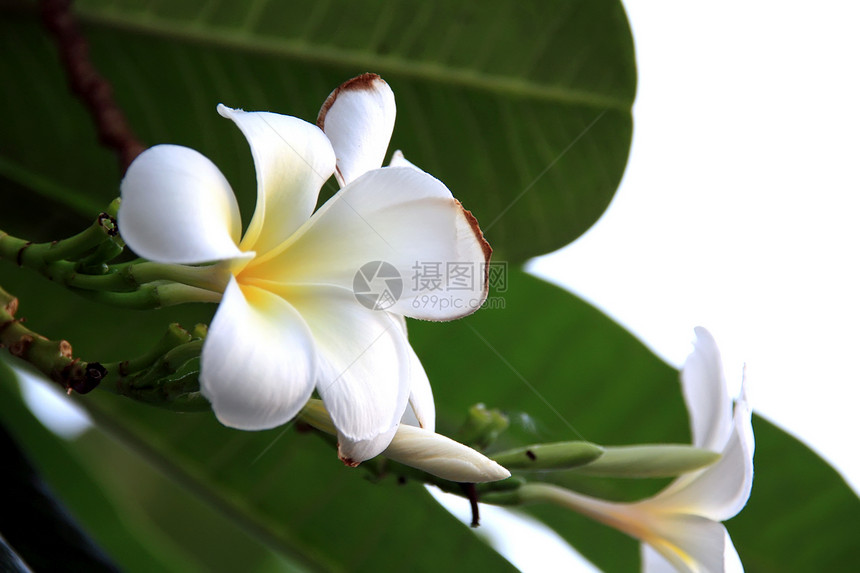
(656, 389), (754, 521)
(682, 327), (733, 451)
(647, 533), (769, 573)
(200, 278), (316, 430)
(119, 144), (244, 264)
(641, 514), (727, 573)
(405, 344), (435, 432)
(383, 425), (510, 482)
(523, 483), (727, 573)
(641, 544), (677, 573)
(218, 105), (336, 256)
(388, 149), (421, 171)
(317, 73), (396, 187)
(393, 315), (436, 432)
(278, 285), (411, 464)
(248, 167), (491, 321)
(723, 530), (745, 573)
(338, 425), (399, 467)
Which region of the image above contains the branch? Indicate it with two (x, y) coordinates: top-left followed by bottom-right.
(0, 286), (105, 394)
(39, 0), (145, 173)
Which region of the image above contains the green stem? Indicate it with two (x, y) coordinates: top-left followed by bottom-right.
(2, 200), (120, 266)
(123, 261), (231, 293)
(73, 283), (221, 309)
(1, 199), (228, 309)
(1, 232), (224, 307)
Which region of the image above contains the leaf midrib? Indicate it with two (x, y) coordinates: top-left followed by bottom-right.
(75, 9), (631, 111)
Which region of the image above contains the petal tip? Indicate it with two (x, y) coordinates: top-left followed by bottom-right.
(337, 445), (362, 468)
(216, 103), (234, 118)
(480, 459), (513, 482)
(388, 149), (422, 171)
(317, 73), (389, 130)
(217, 103), (249, 120)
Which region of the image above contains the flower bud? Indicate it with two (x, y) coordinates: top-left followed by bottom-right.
(457, 403), (509, 449)
(491, 441), (604, 470)
(300, 399), (510, 483)
(384, 425), (511, 483)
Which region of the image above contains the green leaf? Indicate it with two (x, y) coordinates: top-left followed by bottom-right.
(0, 0), (635, 262)
(78, 388), (518, 572)
(730, 417), (860, 572)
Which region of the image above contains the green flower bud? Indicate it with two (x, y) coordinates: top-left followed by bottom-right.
(491, 441), (604, 470)
(458, 403), (509, 449)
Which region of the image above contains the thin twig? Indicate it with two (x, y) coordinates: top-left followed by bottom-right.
(40, 0), (145, 173)
(460, 482), (481, 527)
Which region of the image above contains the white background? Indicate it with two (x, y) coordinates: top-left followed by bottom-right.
(533, 0), (860, 496)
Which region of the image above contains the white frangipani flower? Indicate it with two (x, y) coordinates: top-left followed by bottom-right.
(519, 327), (754, 573)
(118, 74), (490, 465)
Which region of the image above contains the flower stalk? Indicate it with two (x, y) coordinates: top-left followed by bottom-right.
(571, 444), (722, 478)
(72, 282), (222, 309)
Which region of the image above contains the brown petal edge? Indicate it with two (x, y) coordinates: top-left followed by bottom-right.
(457, 200), (493, 303)
(317, 73), (385, 131)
